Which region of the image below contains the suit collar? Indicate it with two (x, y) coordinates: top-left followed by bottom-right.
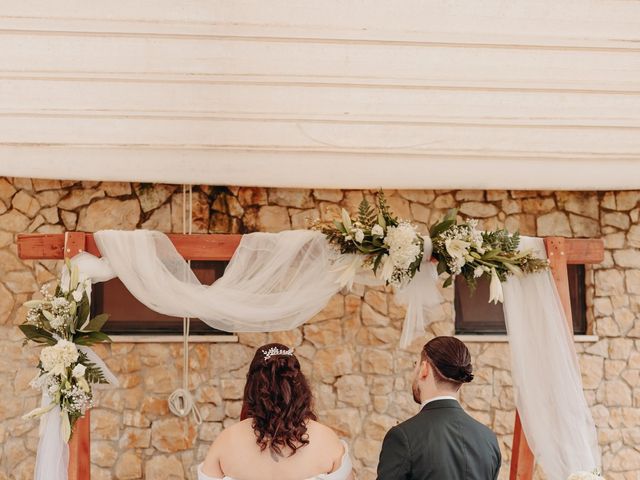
(420, 398), (462, 412)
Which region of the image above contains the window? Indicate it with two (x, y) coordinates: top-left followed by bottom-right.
(92, 261), (231, 336)
(454, 264), (587, 335)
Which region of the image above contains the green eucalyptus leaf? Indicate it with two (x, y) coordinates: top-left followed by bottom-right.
(373, 252), (384, 274)
(76, 293), (90, 329)
(74, 331), (112, 346)
(377, 213), (386, 229)
(41, 309), (55, 322)
(19, 325), (56, 345)
(84, 313), (109, 332)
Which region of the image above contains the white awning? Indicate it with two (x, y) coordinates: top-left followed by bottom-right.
(1, 0), (640, 190)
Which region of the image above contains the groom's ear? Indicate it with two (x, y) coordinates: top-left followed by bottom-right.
(420, 360), (430, 380)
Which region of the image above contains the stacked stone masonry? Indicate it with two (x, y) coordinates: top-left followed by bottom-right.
(0, 179), (638, 479)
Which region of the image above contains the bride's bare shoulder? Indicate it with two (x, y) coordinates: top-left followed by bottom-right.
(307, 421), (343, 448)
(220, 418), (254, 440)
(209, 419), (253, 449)
(306, 421), (347, 472)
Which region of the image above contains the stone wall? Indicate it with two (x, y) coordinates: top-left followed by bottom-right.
(0, 178), (638, 480)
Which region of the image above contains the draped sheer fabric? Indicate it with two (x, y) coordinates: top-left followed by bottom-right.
(90, 230), (342, 332)
(34, 394), (68, 480)
(71, 229), (443, 345)
(502, 237), (600, 479)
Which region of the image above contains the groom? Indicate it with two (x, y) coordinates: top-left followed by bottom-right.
(377, 336), (501, 480)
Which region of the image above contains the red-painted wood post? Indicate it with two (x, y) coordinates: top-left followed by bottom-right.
(65, 233), (91, 480)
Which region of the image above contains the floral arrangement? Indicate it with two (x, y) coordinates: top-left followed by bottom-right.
(317, 191), (549, 302)
(316, 192), (424, 288)
(568, 470), (604, 480)
(430, 209), (549, 303)
(20, 261), (112, 441)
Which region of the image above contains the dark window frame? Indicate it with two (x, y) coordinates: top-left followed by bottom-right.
(92, 260), (232, 336)
(454, 264), (588, 335)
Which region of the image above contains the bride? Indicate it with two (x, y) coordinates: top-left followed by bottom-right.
(198, 343), (354, 480)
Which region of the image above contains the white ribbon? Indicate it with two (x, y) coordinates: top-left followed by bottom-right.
(394, 236), (444, 348)
(34, 393), (68, 480)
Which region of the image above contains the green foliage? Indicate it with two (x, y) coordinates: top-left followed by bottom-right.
(19, 325), (56, 345)
(76, 292), (91, 330)
(78, 351), (109, 385)
(357, 198), (377, 227)
(83, 313), (109, 333)
(429, 209), (457, 237)
(74, 331), (112, 346)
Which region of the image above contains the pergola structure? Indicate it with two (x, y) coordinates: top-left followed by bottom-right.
(17, 232), (604, 480)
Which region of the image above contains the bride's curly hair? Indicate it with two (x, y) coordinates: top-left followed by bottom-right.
(240, 343), (317, 456)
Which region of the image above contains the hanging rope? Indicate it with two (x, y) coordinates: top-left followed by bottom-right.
(167, 184), (202, 427)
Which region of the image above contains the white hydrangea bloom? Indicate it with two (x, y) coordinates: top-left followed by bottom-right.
(40, 339), (79, 376)
(385, 223), (421, 270)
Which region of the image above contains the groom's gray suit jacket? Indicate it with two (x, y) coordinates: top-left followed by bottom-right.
(377, 399), (501, 480)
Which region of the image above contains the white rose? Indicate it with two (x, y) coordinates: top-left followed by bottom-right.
(445, 238), (471, 261)
(40, 339), (79, 377)
(354, 228), (365, 243)
(72, 364), (86, 379)
(371, 224), (384, 237)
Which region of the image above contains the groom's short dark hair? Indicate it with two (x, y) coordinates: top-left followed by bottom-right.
(422, 336), (474, 389)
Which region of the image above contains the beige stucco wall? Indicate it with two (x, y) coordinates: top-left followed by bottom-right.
(0, 178), (638, 480)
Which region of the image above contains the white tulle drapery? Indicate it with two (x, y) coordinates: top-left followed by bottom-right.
(34, 345), (118, 480)
(34, 393), (68, 480)
(503, 237), (601, 479)
(70, 229), (443, 346)
(57, 229), (600, 480)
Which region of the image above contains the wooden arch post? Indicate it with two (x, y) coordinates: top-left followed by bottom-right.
(64, 233), (91, 480)
(509, 237), (604, 480)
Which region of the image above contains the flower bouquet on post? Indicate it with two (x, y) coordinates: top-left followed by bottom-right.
(316, 191), (424, 288)
(20, 260), (113, 441)
(429, 209), (549, 303)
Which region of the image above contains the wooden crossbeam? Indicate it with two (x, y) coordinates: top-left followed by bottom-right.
(17, 233), (603, 264)
(18, 233), (242, 261)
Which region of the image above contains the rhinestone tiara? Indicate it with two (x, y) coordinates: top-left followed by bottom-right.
(262, 346), (294, 361)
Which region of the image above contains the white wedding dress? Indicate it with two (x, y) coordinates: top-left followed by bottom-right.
(197, 441), (353, 480)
